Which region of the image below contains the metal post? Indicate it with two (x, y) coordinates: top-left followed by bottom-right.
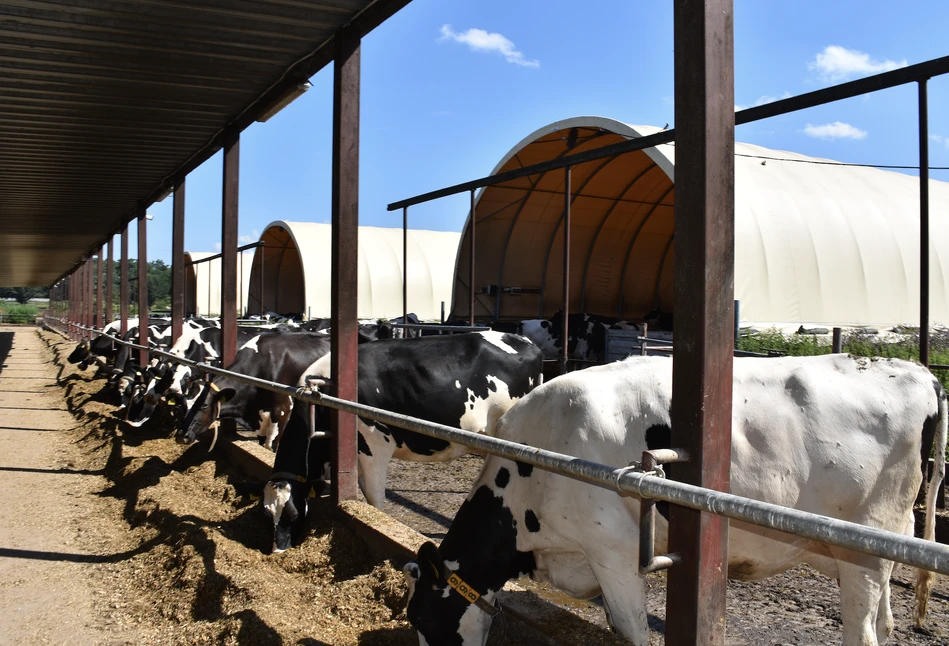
(441, 301), (445, 324)
(832, 327), (843, 353)
(259, 245), (265, 316)
(403, 206), (408, 325)
(668, 1), (735, 645)
(330, 25), (361, 505)
(171, 178), (186, 343)
(919, 79), (930, 367)
(106, 239), (114, 325)
(733, 299), (740, 348)
(222, 134), (240, 367)
(86, 256), (93, 336)
(137, 205), (149, 367)
(562, 166), (572, 375)
(469, 189), (476, 326)
(120, 224), (129, 336)
(96, 247), (103, 328)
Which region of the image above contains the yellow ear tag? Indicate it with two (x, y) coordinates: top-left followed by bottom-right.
(167, 398), (176, 406)
(309, 487), (317, 498)
(249, 493), (261, 501)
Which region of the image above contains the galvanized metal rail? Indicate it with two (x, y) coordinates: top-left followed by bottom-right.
(49, 316), (949, 576)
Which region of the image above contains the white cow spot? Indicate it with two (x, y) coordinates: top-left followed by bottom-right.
(458, 375), (518, 434)
(528, 376), (534, 387)
(242, 335), (262, 353)
(258, 411), (279, 449)
(479, 330), (519, 354)
(376, 388), (380, 394)
(263, 481), (291, 530)
(455, 380), (461, 389)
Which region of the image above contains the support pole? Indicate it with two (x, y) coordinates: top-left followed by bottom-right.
(222, 135), (240, 367)
(667, 2), (735, 645)
(137, 206), (149, 367)
(96, 247), (103, 328)
(172, 178), (186, 343)
(919, 79), (930, 367)
(106, 239), (114, 325)
(330, 25), (361, 505)
(562, 167), (572, 375)
(86, 256), (93, 335)
(832, 327), (843, 353)
(120, 224), (129, 336)
(403, 206), (408, 325)
(469, 189), (476, 326)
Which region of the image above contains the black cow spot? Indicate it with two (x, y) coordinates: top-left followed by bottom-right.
(524, 509), (540, 533)
(645, 424), (671, 451)
(357, 433), (372, 456)
(516, 461), (533, 478)
(541, 320), (550, 329)
(495, 468), (510, 489)
(487, 379), (497, 392)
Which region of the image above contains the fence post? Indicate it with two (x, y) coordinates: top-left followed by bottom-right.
(832, 327), (843, 353)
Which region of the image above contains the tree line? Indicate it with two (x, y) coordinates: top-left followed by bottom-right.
(5, 260), (173, 309)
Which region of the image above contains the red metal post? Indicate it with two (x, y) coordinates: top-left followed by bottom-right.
(96, 248), (103, 328)
(106, 239), (114, 325)
(330, 26), (361, 505)
(562, 167), (571, 374)
(469, 189), (476, 326)
(919, 79), (930, 367)
(137, 206), (149, 367)
(403, 206), (408, 325)
(120, 224), (129, 336)
(85, 256), (93, 336)
(172, 178), (186, 343)
(666, 2), (735, 645)
(222, 135), (240, 367)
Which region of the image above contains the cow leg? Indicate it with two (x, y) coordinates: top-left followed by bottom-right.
(875, 565), (894, 644)
(585, 547), (648, 645)
(356, 426), (396, 510)
(832, 548), (891, 646)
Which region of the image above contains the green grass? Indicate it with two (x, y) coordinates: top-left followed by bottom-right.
(0, 303), (38, 324)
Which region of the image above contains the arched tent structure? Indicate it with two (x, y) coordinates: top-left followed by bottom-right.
(184, 250), (254, 317)
(451, 116), (949, 328)
(247, 221), (460, 321)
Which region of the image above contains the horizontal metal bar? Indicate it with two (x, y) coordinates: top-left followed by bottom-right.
(390, 323), (492, 332)
(387, 55), (949, 212)
(56, 318), (949, 576)
(184, 240), (264, 266)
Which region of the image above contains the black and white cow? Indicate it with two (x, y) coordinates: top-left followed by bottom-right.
(108, 322), (175, 409)
(261, 331), (543, 552)
(177, 331), (334, 449)
(517, 311), (641, 362)
(403, 354), (948, 646)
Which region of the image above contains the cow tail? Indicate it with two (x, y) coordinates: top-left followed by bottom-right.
(916, 381), (947, 627)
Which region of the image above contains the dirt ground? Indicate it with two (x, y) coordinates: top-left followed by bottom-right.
(9, 326), (949, 645)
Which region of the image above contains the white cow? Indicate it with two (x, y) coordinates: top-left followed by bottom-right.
(404, 354), (947, 646)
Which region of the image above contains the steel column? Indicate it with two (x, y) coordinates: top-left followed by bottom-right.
(919, 79), (930, 367)
(832, 327), (843, 353)
(86, 256), (93, 335)
(562, 167), (571, 374)
(172, 178), (186, 343)
(330, 26), (361, 505)
(667, 2), (735, 645)
(120, 224), (129, 336)
(137, 206), (149, 367)
(469, 189), (476, 326)
(96, 247), (103, 328)
(222, 134), (240, 367)
(106, 239), (114, 325)
(403, 206), (408, 325)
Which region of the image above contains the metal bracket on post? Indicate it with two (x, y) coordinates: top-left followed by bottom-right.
(635, 448), (690, 574)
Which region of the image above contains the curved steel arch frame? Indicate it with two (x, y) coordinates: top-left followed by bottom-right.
(617, 184), (675, 318)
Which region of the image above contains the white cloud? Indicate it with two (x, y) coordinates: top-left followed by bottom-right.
(802, 121), (868, 140)
(736, 91), (792, 112)
(238, 229), (260, 245)
(439, 25), (539, 68)
(809, 46), (907, 82)
(213, 242), (221, 252)
(931, 134), (949, 149)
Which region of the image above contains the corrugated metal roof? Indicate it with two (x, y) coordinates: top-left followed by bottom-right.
(0, 0), (408, 287)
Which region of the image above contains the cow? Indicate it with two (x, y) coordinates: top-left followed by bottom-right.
(403, 354), (947, 646)
(260, 331), (543, 553)
(177, 331), (334, 450)
(517, 311), (641, 362)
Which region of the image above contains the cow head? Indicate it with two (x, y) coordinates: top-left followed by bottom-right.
(67, 341), (91, 364)
(178, 381), (230, 446)
(403, 542), (496, 646)
(262, 474), (309, 553)
(403, 482), (536, 646)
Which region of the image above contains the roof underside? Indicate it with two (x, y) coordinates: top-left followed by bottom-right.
(0, 0), (405, 287)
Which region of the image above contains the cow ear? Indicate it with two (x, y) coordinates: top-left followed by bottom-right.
(417, 541), (446, 581)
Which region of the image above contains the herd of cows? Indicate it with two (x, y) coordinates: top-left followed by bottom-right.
(64, 313), (946, 646)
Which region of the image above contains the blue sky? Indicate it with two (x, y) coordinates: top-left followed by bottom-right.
(135, 0), (949, 262)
